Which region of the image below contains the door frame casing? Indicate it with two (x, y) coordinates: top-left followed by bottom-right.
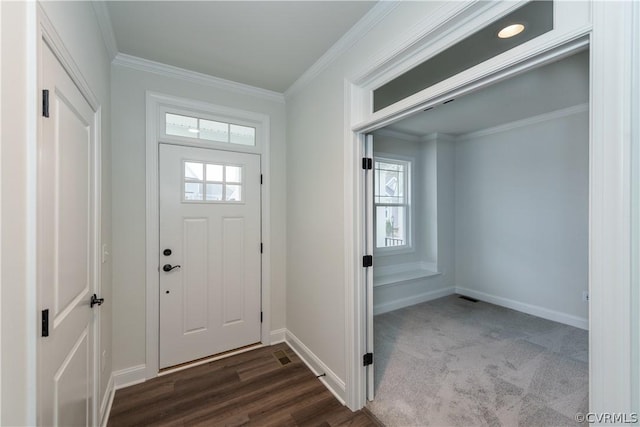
(145, 92), (272, 379)
(344, 0), (638, 414)
(36, 4), (103, 424)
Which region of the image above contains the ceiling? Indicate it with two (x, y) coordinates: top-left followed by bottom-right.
(106, 1), (377, 93)
(384, 50), (589, 137)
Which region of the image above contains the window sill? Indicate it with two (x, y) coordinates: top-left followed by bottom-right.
(373, 261), (440, 288)
(374, 246), (415, 257)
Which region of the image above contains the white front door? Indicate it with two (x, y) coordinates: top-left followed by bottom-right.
(38, 42), (98, 426)
(159, 144), (262, 369)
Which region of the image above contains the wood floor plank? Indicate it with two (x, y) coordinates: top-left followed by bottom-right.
(179, 368), (317, 425)
(291, 395), (348, 426)
(236, 356), (281, 382)
(111, 365), (309, 426)
(247, 379), (330, 424)
(108, 343), (378, 427)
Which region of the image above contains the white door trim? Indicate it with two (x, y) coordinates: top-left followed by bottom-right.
(344, 0), (638, 414)
(0, 2), (4, 423)
(36, 4), (103, 424)
(145, 92), (272, 379)
(631, 0), (640, 413)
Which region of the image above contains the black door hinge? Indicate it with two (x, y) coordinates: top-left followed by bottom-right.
(260, 243), (263, 253)
(42, 309), (49, 337)
(363, 255), (373, 268)
(363, 353), (373, 366)
(42, 90), (49, 118)
(362, 158), (373, 170)
(260, 311), (263, 323)
(260, 174), (263, 185)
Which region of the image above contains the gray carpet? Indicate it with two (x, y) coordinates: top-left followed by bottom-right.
(367, 295), (588, 427)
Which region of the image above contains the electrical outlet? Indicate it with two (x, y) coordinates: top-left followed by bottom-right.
(582, 291), (589, 302)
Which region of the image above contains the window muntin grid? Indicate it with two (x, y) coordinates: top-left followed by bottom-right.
(374, 158), (410, 249)
(183, 161), (244, 203)
(167, 113), (256, 147)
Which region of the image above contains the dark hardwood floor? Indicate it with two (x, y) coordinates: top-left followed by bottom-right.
(108, 343), (382, 427)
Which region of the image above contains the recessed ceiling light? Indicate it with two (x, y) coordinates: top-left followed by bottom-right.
(498, 23), (525, 39)
(188, 128), (200, 133)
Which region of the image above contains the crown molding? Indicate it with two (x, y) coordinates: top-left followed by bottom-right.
(284, 1), (400, 99)
(424, 132), (456, 143)
(420, 132), (438, 143)
(374, 128), (421, 142)
(112, 53), (285, 104)
(91, 0), (118, 60)
(351, 1), (483, 88)
(378, 105), (588, 143)
(457, 103), (589, 141)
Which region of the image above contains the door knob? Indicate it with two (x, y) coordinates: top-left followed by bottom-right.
(163, 264), (181, 272)
(90, 294), (104, 308)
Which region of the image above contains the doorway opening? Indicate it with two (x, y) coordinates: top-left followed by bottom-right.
(360, 47), (590, 425)
(144, 93), (272, 378)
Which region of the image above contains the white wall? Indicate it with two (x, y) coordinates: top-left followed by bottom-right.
(1, 1), (112, 424)
(286, 1), (447, 384)
(455, 109), (589, 325)
(110, 65), (287, 373)
(1, 2), (32, 423)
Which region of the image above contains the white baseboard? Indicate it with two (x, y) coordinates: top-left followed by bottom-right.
(285, 330), (346, 404)
(374, 286), (456, 315)
(100, 373), (115, 427)
(270, 328), (287, 344)
(113, 364), (147, 390)
(455, 287), (588, 330)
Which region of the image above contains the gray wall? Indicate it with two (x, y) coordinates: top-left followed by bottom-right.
(455, 110), (589, 322)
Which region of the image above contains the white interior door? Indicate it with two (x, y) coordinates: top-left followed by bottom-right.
(159, 144), (262, 369)
(365, 134), (375, 401)
(38, 42), (97, 426)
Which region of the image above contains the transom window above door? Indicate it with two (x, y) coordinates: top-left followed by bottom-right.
(183, 161), (243, 202)
(374, 157), (411, 251)
(166, 113), (256, 146)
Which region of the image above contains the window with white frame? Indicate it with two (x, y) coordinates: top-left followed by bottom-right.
(374, 157), (411, 250)
(183, 161), (243, 203)
(166, 113), (256, 146)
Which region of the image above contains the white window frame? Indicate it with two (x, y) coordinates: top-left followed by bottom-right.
(181, 160), (245, 204)
(158, 105), (262, 154)
(373, 154), (413, 255)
